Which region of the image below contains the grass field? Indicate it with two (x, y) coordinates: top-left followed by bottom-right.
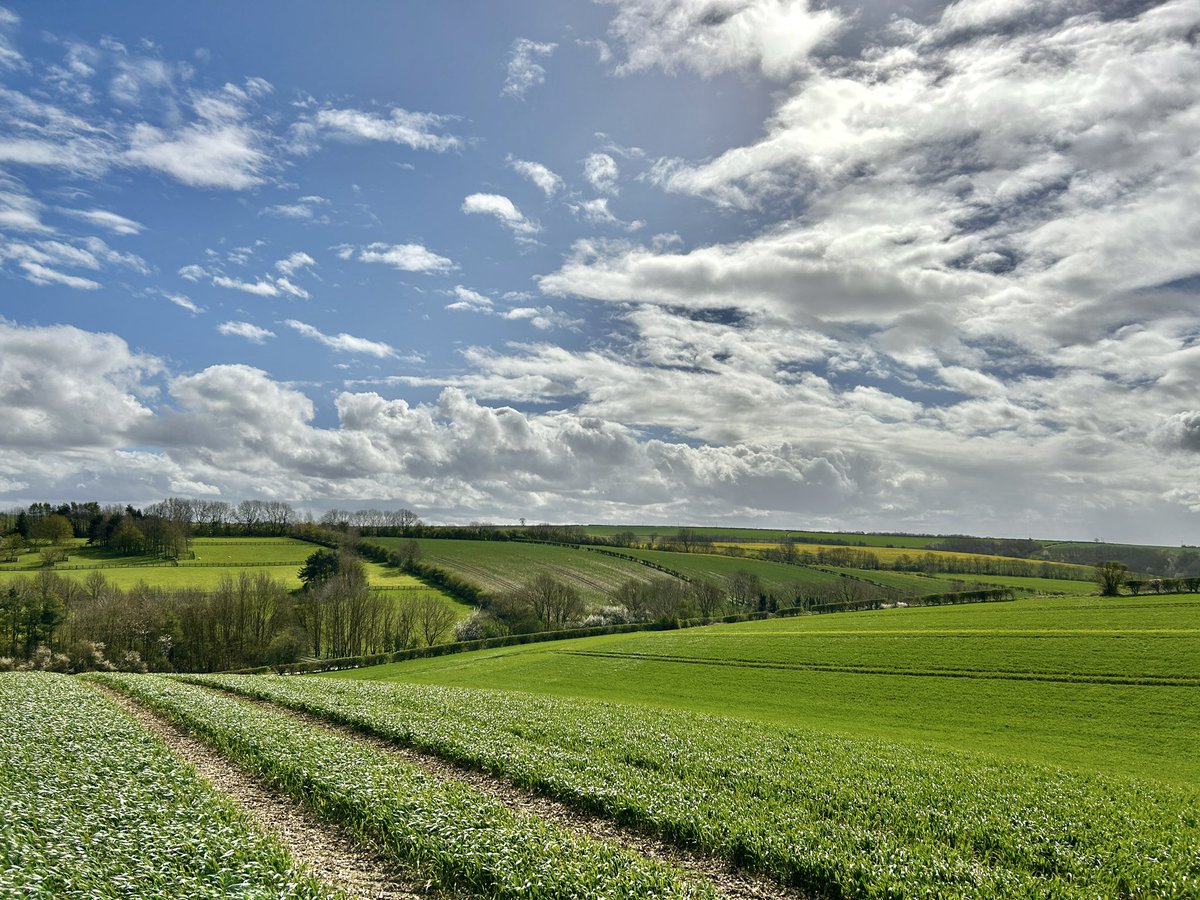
(330, 594), (1200, 785)
(0, 537), (468, 625)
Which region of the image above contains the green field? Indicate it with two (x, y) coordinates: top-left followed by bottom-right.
(584, 524), (941, 549)
(607, 546), (848, 592)
(929, 572), (1099, 595)
(331, 595), (1200, 785)
(371, 537), (676, 604)
(1, 674), (336, 898)
(0, 537), (318, 589)
(204, 667), (1200, 897)
(816, 566), (973, 595)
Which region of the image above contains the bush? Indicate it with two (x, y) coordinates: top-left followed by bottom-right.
(454, 611), (507, 642)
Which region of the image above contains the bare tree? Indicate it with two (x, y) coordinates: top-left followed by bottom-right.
(413, 595), (456, 646)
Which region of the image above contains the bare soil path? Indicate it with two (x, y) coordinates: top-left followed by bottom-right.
(90, 682), (424, 900)
(220, 686), (807, 900)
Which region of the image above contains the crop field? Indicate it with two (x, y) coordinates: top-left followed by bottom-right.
(928, 572), (1098, 594)
(372, 537), (674, 603)
(98, 673), (710, 899)
(584, 524), (943, 549)
(813, 566), (973, 595)
(195, 671), (1200, 898)
(335, 594), (1200, 784)
(0, 673), (338, 898)
(715, 540), (1095, 572)
(608, 547), (848, 592)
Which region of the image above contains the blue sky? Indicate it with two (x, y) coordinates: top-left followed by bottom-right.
(2, 0), (1200, 542)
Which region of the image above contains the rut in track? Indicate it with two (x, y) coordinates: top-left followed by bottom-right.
(90, 682), (424, 900)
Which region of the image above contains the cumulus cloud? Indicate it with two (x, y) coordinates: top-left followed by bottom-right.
(502, 37), (557, 99)
(602, 0), (844, 80)
(583, 152), (619, 194)
(356, 242), (454, 272)
(446, 285), (494, 313)
(0, 320), (160, 450)
(285, 319), (395, 358)
(217, 320), (274, 343)
(507, 156), (563, 196)
(462, 192), (539, 239)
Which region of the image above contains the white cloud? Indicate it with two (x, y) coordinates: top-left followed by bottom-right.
(164, 292), (202, 314)
(285, 319), (395, 358)
(507, 156), (563, 196)
(0, 189), (50, 232)
(357, 242), (454, 272)
(274, 276), (309, 299)
(212, 275), (278, 297)
(306, 106), (460, 152)
(275, 251), (315, 276)
(262, 196), (329, 220)
(178, 263), (207, 281)
(502, 305), (581, 331)
(218, 320), (274, 344)
(0, 320), (160, 450)
(63, 207), (144, 235)
(583, 152), (619, 194)
(0, 5), (22, 71)
(570, 197), (643, 231)
(446, 285), (494, 313)
(126, 120), (268, 189)
(502, 38), (557, 99)
(19, 261), (100, 289)
(461, 192), (540, 239)
(603, 0), (844, 80)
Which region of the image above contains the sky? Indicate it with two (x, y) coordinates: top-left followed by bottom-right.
(1, 0), (1199, 543)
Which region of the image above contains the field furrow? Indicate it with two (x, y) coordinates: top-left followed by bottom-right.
(96, 673), (715, 899)
(189, 673), (1200, 899)
(93, 682), (419, 900)
(0, 672), (341, 899)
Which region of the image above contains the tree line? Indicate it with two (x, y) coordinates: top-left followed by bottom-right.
(0, 550), (456, 674)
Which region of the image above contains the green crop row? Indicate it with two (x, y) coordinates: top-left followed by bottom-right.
(0, 672), (340, 899)
(97, 673), (712, 900)
(192, 674), (1200, 899)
